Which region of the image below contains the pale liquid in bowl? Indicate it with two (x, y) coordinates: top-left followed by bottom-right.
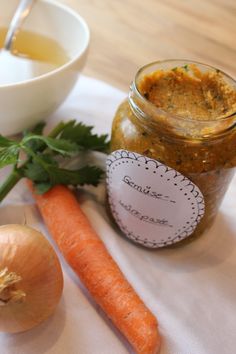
(0, 27), (69, 85)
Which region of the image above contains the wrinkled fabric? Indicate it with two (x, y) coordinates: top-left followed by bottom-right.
(0, 75), (235, 354)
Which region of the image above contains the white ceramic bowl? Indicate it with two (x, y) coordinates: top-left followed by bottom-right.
(0, 0), (90, 136)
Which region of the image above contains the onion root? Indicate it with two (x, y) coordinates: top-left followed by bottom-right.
(0, 268), (26, 306)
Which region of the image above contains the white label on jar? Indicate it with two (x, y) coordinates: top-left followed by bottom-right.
(106, 150), (205, 248)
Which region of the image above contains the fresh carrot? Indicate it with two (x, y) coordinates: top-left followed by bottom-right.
(29, 183), (161, 354)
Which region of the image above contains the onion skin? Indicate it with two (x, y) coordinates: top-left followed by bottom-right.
(0, 224), (63, 333)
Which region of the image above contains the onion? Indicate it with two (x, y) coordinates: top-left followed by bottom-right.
(0, 224), (63, 333)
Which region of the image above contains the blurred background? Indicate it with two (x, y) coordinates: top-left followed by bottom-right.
(59, 0), (236, 91)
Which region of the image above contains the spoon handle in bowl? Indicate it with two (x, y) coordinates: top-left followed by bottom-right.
(4, 0), (36, 51)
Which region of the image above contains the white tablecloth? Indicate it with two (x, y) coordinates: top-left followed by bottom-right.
(0, 75), (236, 354)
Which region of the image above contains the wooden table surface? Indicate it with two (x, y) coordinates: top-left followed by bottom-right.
(60, 0), (236, 92)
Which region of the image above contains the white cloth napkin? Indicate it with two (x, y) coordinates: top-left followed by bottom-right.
(0, 75), (236, 354)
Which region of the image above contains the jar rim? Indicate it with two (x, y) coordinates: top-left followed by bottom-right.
(133, 59), (236, 124)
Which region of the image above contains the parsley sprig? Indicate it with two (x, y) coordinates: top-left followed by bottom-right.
(0, 120), (109, 200)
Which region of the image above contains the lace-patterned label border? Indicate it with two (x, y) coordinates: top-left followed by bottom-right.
(106, 150), (205, 248)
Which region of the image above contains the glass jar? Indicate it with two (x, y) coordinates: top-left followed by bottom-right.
(107, 60), (236, 248)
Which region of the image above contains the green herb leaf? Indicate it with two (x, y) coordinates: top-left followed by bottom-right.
(0, 145), (20, 168)
(24, 122), (46, 136)
(34, 182), (53, 194)
(0, 135), (17, 148)
(182, 64), (189, 71)
(22, 135), (79, 156)
(41, 136), (79, 155)
(23, 122), (47, 152)
(47, 165), (104, 186)
(23, 154), (59, 182)
(37, 154), (59, 166)
(24, 151), (103, 188)
(0, 119), (107, 200)
(60, 121), (110, 152)
(24, 162), (49, 182)
(72, 165), (104, 186)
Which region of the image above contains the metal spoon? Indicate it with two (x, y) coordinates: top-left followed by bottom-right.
(4, 0), (36, 52)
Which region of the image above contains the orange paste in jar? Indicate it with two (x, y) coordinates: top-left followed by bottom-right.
(139, 64), (236, 120)
(111, 62), (236, 246)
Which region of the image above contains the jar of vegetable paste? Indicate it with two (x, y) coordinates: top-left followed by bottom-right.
(106, 60), (236, 248)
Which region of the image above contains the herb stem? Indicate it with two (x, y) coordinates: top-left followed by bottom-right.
(0, 168), (23, 202)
